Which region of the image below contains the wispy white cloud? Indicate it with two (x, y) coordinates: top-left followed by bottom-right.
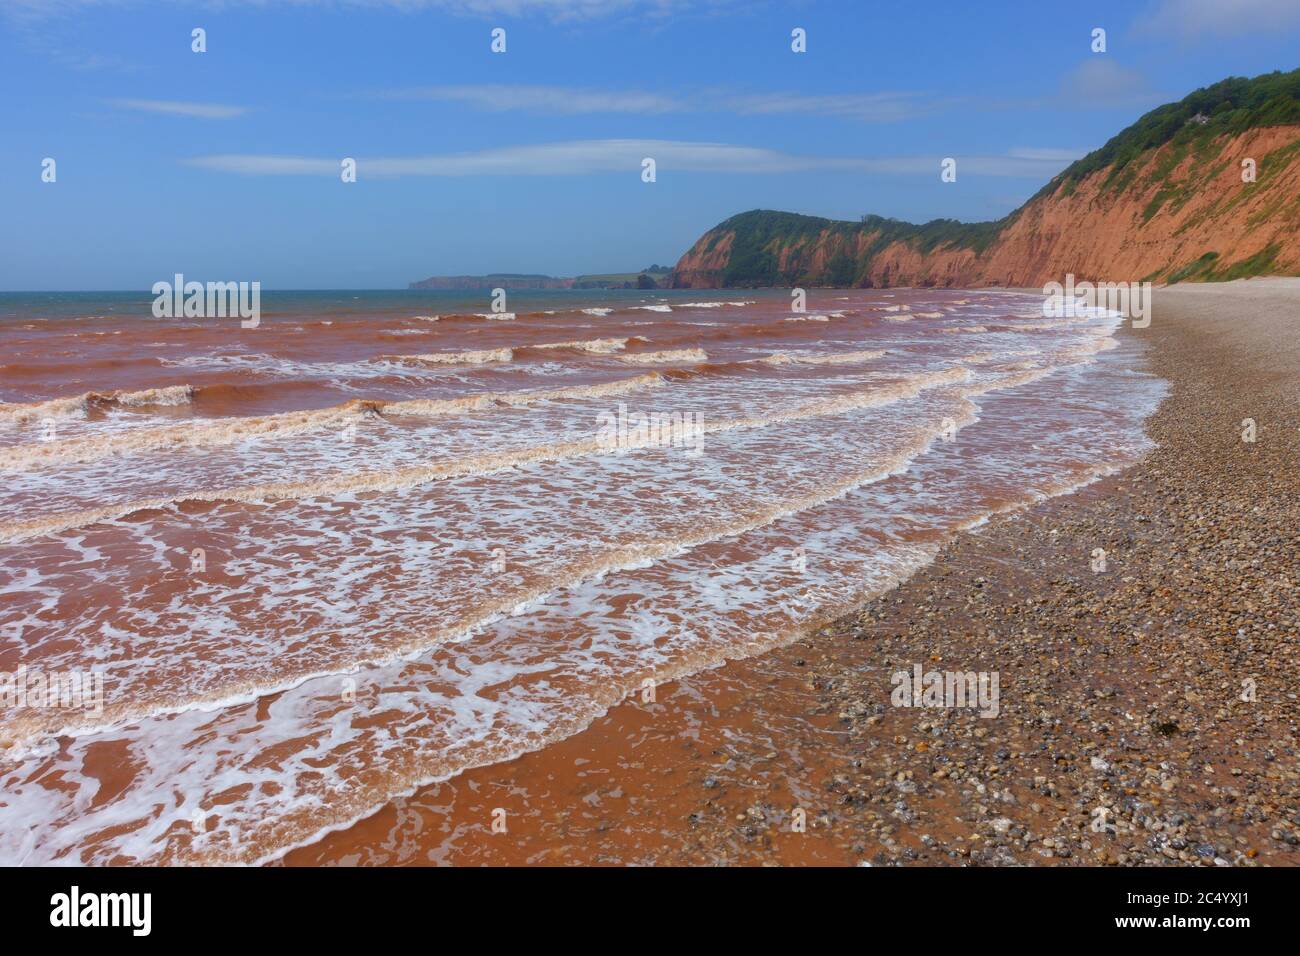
(186, 139), (1081, 178)
(379, 84), (944, 122)
(382, 85), (683, 114)
(727, 91), (942, 123)
(3, 0), (702, 23)
(110, 98), (249, 119)
(1134, 0), (1300, 39)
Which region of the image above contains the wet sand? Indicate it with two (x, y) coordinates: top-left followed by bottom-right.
(286, 278), (1298, 867)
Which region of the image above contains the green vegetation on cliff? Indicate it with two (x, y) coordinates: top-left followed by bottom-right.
(714, 210), (1010, 287)
(1037, 68), (1300, 200)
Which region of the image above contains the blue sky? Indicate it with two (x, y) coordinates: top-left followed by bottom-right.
(2, 0), (1299, 290)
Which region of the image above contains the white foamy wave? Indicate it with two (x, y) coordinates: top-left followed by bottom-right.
(0, 385), (195, 424)
(529, 337), (628, 354)
(677, 301), (755, 309)
(618, 348), (707, 365)
(1, 366), (969, 544)
(382, 348), (514, 365)
(0, 374), (665, 473)
(0, 385), (977, 751)
(379, 372), (664, 418)
(0, 439), (946, 864)
(761, 349), (887, 366)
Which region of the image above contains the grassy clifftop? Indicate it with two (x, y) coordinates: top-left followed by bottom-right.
(1038, 69), (1300, 200)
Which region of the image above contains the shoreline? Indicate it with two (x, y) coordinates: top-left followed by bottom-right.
(285, 278), (1299, 866)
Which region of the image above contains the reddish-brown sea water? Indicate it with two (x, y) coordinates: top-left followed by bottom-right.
(0, 288), (1164, 864)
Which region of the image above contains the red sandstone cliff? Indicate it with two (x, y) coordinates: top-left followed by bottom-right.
(673, 124), (1300, 289)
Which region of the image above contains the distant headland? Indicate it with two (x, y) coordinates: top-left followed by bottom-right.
(409, 266), (671, 291)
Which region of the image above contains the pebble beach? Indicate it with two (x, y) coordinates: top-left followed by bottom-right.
(674, 278), (1300, 866)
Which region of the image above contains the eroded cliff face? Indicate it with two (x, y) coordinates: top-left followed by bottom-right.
(672, 127), (1300, 289)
